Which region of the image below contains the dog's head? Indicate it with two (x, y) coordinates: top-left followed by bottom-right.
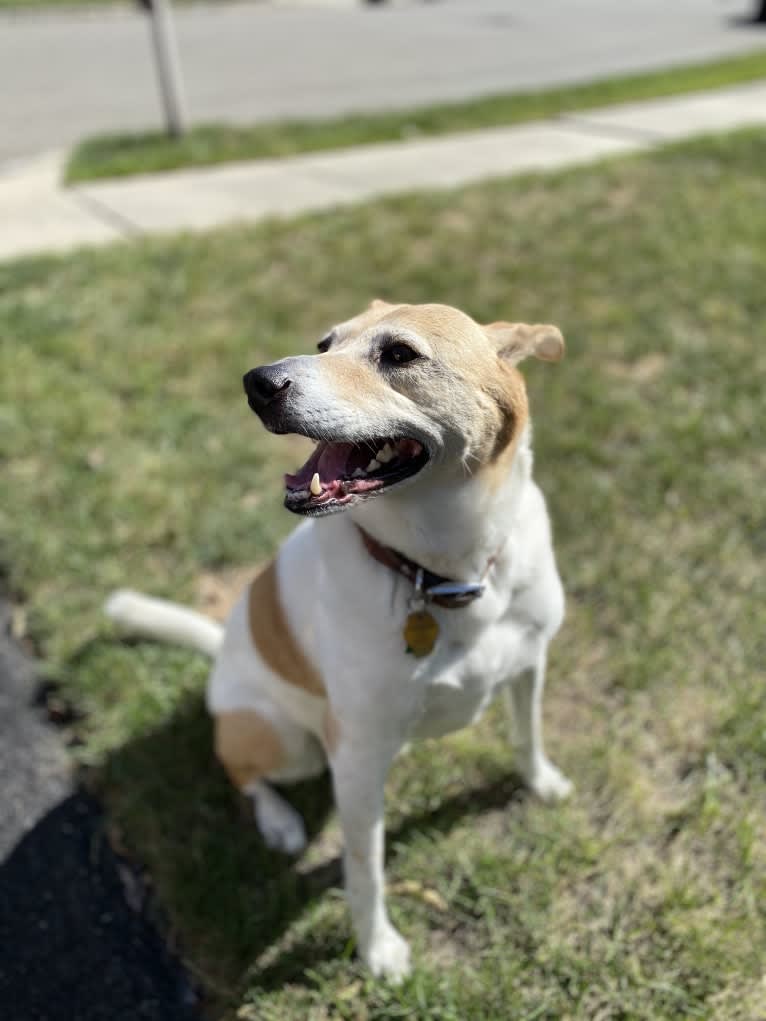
(244, 301), (564, 517)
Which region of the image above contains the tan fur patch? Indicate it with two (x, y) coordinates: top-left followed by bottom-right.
(484, 322), (565, 364)
(214, 709), (285, 789)
(320, 301), (560, 486)
(318, 300), (397, 405)
(384, 306), (533, 482)
(249, 560), (325, 697)
(481, 363), (530, 488)
(319, 351), (382, 407)
(334, 298), (400, 340)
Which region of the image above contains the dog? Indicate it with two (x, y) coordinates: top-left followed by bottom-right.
(106, 300), (572, 981)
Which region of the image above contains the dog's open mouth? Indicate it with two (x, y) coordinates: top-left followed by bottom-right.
(284, 436), (429, 515)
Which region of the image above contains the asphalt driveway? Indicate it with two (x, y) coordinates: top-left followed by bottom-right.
(0, 599), (200, 1021)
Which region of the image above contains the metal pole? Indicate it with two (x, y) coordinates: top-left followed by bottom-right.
(147, 0), (188, 138)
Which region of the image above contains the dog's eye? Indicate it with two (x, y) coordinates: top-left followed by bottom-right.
(380, 343), (419, 367)
(317, 332), (334, 353)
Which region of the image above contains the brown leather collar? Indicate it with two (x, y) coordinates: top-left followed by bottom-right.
(356, 525), (488, 609)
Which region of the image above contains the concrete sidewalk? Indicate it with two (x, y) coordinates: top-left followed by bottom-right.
(2, 80), (766, 262)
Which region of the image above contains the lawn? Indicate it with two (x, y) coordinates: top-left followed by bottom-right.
(64, 50), (766, 183)
(1, 128), (765, 1020)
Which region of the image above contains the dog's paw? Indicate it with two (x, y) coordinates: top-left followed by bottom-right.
(253, 795), (307, 855)
(364, 924), (412, 983)
(526, 758), (573, 803)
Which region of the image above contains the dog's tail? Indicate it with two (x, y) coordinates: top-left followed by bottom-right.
(105, 589), (224, 658)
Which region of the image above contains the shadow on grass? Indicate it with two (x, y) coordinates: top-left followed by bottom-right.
(252, 767), (525, 994)
(94, 691), (524, 1006)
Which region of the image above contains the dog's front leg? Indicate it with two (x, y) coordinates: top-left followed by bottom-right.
(331, 743), (411, 981)
(507, 646), (573, 802)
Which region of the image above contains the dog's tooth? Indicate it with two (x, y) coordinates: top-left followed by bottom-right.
(352, 468), (366, 479)
(310, 472), (322, 496)
(377, 443), (394, 463)
(366, 459), (381, 472)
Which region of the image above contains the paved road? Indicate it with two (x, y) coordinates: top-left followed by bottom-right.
(1, 0), (764, 166)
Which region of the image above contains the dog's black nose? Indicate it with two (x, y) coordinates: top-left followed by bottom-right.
(243, 365), (292, 410)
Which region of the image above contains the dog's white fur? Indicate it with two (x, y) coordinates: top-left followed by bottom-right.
(106, 301), (572, 981)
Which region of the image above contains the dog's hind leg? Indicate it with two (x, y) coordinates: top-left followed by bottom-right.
(505, 647), (573, 802)
(243, 779), (308, 856)
(214, 708), (325, 854)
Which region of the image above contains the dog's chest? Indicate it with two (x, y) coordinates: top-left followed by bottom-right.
(409, 614), (536, 740)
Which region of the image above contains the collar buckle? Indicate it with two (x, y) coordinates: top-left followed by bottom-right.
(425, 580), (486, 607)
(408, 567), (427, 613)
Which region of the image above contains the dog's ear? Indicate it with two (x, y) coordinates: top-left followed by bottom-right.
(484, 322), (565, 365)
(368, 298), (394, 313)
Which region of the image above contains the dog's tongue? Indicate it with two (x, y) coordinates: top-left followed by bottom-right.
(317, 442), (354, 483)
(285, 442), (354, 491)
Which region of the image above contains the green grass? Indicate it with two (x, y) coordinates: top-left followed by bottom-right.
(2, 128), (766, 1019)
(64, 50), (766, 183)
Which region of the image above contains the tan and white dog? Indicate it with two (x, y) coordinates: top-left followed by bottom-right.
(106, 300), (572, 981)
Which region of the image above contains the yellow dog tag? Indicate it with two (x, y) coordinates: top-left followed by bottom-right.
(404, 610), (439, 657)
